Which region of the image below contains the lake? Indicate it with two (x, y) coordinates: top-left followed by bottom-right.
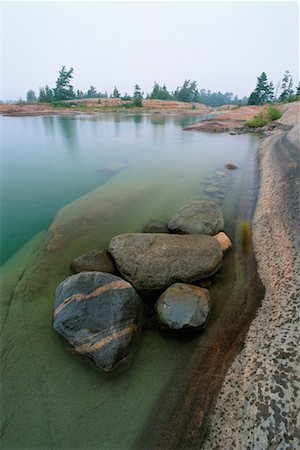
(0, 112), (262, 449)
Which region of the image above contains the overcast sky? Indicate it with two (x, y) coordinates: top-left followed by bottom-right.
(1, 1), (299, 100)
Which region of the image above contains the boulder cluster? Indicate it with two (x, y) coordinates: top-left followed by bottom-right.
(53, 200), (232, 373)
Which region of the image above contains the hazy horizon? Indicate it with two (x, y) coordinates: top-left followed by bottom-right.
(1, 1), (299, 101)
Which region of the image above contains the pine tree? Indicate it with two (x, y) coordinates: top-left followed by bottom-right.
(279, 70), (294, 101)
(133, 84), (143, 107)
(87, 86), (97, 98)
(113, 86), (121, 98)
(26, 89), (37, 102)
(248, 72), (273, 105)
(38, 85), (54, 103)
(53, 66), (75, 101)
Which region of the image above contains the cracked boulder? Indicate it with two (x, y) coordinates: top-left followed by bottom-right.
(168, 200), (224, 235)
(109, 233), (223, 292)
(156, 283), (211, 331)
(53, 271), (144, 372)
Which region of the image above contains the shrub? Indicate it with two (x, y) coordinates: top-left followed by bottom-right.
(245, 114), (268, 128)
(268, 105), (282, 121)
(245, 105), (282, 128)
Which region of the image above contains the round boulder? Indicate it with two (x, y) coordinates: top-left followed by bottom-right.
(53, 272), (144, 372)
(168, 200), (224, 235)
(155, 283), (211, 331)
(109, 233), (223, 292)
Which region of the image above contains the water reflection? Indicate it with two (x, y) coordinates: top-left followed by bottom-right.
(42, 116), (56, 137)
(56, 116), (78, 153)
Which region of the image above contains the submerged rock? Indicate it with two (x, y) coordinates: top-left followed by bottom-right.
(213, 232), (233, 255)
(109, 233), (223, 292)
(225, 163), (238, 170)
(70, 249), (118, 274)
(53, 272), (144, 372)
(142, 220), (169, 234)
(155, 283), (211, 331)
(70, 250), (118, 274)
(168, 200), (224, 235)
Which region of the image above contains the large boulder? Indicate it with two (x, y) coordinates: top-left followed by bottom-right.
(168, 200), (224, 235)
(155, 283), (211, 331)
(53, 272), (144, 372)
(109, 233), (223, 292)
(70, 249), (118, 274)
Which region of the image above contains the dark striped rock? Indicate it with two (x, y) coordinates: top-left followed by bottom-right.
(156, 283), (211, 331)
(70, 249), (118, 274)
(109, 233), (223, 292)
(53, 272), (144, 372)
(168, 200), (224, 235)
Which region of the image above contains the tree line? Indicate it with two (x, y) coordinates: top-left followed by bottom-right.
(25, 66), (299, 107)
(25, 66), (247, 107)
(248, 70), (300, 105)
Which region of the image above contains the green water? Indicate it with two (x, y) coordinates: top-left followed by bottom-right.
(0, 113), (260, 449)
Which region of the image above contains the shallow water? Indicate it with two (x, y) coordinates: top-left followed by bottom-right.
(0, 113), (261, 449)
(1, 112), (254, 264)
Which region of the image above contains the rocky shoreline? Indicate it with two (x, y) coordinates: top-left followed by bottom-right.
(202, 102), (300, 449)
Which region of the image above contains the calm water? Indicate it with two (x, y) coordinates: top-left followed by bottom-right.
(1, 113), (256, 265)
(0, 113), (261, 449)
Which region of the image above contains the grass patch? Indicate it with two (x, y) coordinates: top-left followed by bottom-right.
(245, 105), (282, 128)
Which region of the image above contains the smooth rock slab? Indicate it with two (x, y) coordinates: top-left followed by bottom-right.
(70, 249), (117, 274)
(156, 283), (211, 331)
(168, 200), (224, 235)
(109, 233), (223, 292)
(53, 272), (144, 372)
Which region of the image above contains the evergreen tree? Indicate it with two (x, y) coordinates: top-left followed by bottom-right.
(76, 89), (85, 99)
(113, 86), (121, 98)
(174, 80), (199, 102)
(278, 70), (295, 101)
(296, 82), (300, 96)
(150, 82), (171, 100)
(26, 89), (37, 102)
(53, 66), (75, 101)
(248, 72), (273, 105)
(38, 85), (54, 103)
(133, 84), (143, 107)
(86, 86), (97, 98)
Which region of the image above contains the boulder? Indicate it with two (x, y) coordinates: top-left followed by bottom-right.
(142, 220), (169, 234)
(213, 232), (233, 255)
(155, 283), (211, 331)
(70, 249), (117, 274)
(168, 201), (224, 235)
(109, 233), (223, 292)
(225, 163), (238, 170)
(53, 272), (144, 372)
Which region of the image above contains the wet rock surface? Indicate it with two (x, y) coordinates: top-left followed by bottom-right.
(70, 249), (118, 274)
(109, 233), (223, 292)
(203, 103), (300, 450)
(168, 200), (224, 235)
(53, 271), (144, 372)
(155, 283), (211, 331)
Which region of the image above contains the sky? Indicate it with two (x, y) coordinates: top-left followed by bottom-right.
(1, 1), (299, 100)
